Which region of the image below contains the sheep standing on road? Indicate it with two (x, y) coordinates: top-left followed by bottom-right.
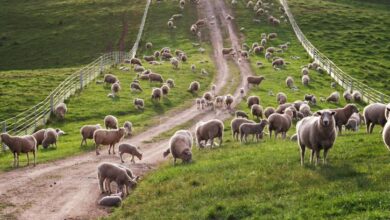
(80, 124), (102, 146)
(363, 103), (388, 134)
(163, 130), (193, 165)
(104, 115), (118, 129)
(118, 143), (142, 164)
(296, 110), (337, 165)
(239, 120), (268, 143)
(196, 119), (224, 148)
(55, 103), (67, 120)
(225, 95), (234, 109)
(0, 133), (37, 167)
(93, 128), (126, 155)
(97, 162), (138, 195)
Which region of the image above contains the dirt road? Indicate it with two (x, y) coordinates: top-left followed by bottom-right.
(0, 0), (254, 219)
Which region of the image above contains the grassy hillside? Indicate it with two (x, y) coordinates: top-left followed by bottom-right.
(288, 0), (390, 95)
(0, 0), (215, 171)
(109, 0), (390, 218)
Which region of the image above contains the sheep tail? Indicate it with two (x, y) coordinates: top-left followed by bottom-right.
(163, 149), (171, 157)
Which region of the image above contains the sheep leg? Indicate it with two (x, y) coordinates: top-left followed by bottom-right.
(282, 132), (286, 139)
(13, 152), (16, 167)
(369, 124), (375, 134)
(33, 150), (36, 167)
(120, 152), (125, 163)
(300, 145), (305, 166)
(210, 138), (214, 148)
(173, 158), (177, 166)
(219, 136), (222, 146)
(108, 144), (111, 155)
(269, 128), (272, 139)
(98, 176), (105, 193)
(26, 152), (30, 166)
(16, 153), (20, 167)
(131, 155), (135, 164)
(95, 144), (100, 155)
(337, 125), (342, 135)
(112, 144), (116, 154)
(323, 149), (329, 165)
(366, 122), (371, 133)
(310, 150), (315, 164)
(80, 139), (85, 147)
(315, 150), (320, 166)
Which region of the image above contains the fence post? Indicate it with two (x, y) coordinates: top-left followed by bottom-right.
(2, 122), (6, 151)
(80, 72), (84, 90)
(50, 94), (54, 113)
(34, 106), (37, 131)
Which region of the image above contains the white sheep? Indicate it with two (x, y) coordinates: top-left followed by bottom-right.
(93, 128), (126, 155)
(163, 130), (193, 165)
(118, 143), (142, 164)
(196, 119), (224, 148)
(0, 133), (37, 167)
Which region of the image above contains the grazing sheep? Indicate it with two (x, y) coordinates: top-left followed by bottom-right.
(331, 104), (359, 134)
(275, 103), (294, 114)
(266, 47), (276, 53)
(247, 76), (265, 87)
(170, 57), (179, 69)
(265, 52), (272, 61)
(304, 94), (317, 105)
(363, 103), (388, 134)
(0, 133), (37, 167)
(118, 143), (142, 164)
(191, 64), (196, 72)
(239, 120), (268, 143)
(196, 119), (224, 148)
(166, 79), (175, 88)
(268, 108), (293, 139)
(296, 110), (337, 165)
(163, 130), (193, 165)
(130, 82), (143, 92)
(383, 105), (390, 150)
(264, 107), (276, 119)
(111, 82), (121, 96)
(148, 73), (164, 83)
(188, 81), (200, 93)
(134, 65), (145, 72)
(161, 84), (170, 96)
(203, 92), (213, 101)
(42, 128), (59, 149)
(214, 96), (224, 108)
(138, 72), (149, 80)
(151, 88), (162, 101)
(251, 104), (263, 120)
(301, 67), (309, 75)
(145, 42), (153, 49)
(235, 111), (249, 119)
(143, 55), (155, 62)
(268, 32), (277, 40)
(133, 98), (144, 110)
(343, 91), (352, 102)
(97, 162), (137, 195)
(231, 118), (255, 141)
(104, 115), (118, 129)
(54, 103), (67, 119)
(302, 75), (310, 86)
(161, 52), (173, 60)
(130, 58), (142, 66)
(98, 196), (122, 207)
(272, 58), (285, 68)
(104, 74), (119, 84)
(299, 103), (312, 117)
(123, 121), (133, 137)
(154, 50), (160, 58)
(352, 91), (362, 102)
(345, 113), (362, 132)
(293, 100), (306, 111)
(32, 129), (45, 148)
(94, 128), (126, 155)
(277, 92), (287, 105)
(80, 124), (102, 146)
(286, 76), (294, 88)
(326, 91), (340, 103)
(225, 95), (234, 109)
(261, 38), (267, 46)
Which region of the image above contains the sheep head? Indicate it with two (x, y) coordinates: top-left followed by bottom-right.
(316, 110), (336, 127)
(182, 149), (192, 163)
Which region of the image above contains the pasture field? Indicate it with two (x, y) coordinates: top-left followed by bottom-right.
(0, 0), (146, 120)
(108, 0), (390, 218)
(0, 1), (216, 171)
(288, 0), (390, 95)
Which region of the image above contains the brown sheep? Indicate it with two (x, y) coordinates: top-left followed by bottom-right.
(163, 130), (193, 165)
(363, 103), (388, 134)
(268, 108), (293, 139)
(196, 119), (224, 148)
(264, 107), (276, 119)
(239, 120), (268, 143)
(247, 76), (265, 87)
(251, 104), (263, 120)
(330, 104), (359, 134)
(94, 128), (126, 155)
(272, 58), (285, 68)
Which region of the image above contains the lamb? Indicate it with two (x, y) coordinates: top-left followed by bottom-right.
(299, 103), (312, 117)
(330, 104), (359, 134)
(231, 118), (255, 141)
(302, 75), (310, 86)
(0, 133), (37, 167)
(343, 91), (352, 102)
(203, 92), (212, 101)
(163, 130), (193, 164)
(130, 58), (142, 66)
(239, 120), (268, 143)
(166, 79), (175, 88)
(148, 73), (164, 83)
(301, 67), (309, 75)
(345, 113), (362, 132)
(235, 111), (249, 118)
(130, 82), (143, 92)
(251, 104), (263, 120)
(276, 92), (287, 105)
(161, 84), (170, 96)
(54, 103), (67, 119)
(326, 91), (340, 103)
(225, 95), (234, 109)
(118, 143), (142, 164)
(261, 38), (267, 46)
(170, 57), (179, 69)
(272, 58), (285, 68)
(264, 107), (275, 118)
(123, 121), (133, 137)
(111, 82), (121, 96)
(104, 115), (118, 129)
(80, 124), (102, 146)
(286, 76), (294, 88)
(104, 74), (119, 84)
(151, 88), (162, 101)
(352, 91), (362, 102)
(296, 110), (337, 165)
(188, 81), (200, 93)
(196, 119), (224, 148)
(98, 196), (122, 207)
(42, 128), (59, 149)
(133, 98), (144, 110)
(214, 96), (224, 108)
(97, 162), (137, 195)
(268, 108), (293, 139)
(94, 128), (126, 155)
(383, 105), (390, 150)
(363, 103), (388, 134)
(247, 76), (265, 87)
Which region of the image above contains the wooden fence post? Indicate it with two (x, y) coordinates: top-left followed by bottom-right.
(2, 122), (6, 151)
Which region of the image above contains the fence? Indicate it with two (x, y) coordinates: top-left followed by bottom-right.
(279, 0), (389, 104)
(0, 0), (152, 146)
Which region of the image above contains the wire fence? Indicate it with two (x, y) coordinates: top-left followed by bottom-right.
(280, 0), (389, 104)
(0, 0), (151, 145)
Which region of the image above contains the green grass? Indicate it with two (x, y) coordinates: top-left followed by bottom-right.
(0, 1), (215, 171)
(108, 0), (390, 218)
(288, 0), (390, 95)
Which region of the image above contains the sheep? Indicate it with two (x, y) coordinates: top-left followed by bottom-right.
(302, 75), (310, 86)
(286, 76), (294, 88)
(151, 88), (162, 101)
(54, 103), (67, 120)
(138, 73), (149, 80)
(352, 91), (362, 102)
(296, 110), (337, 165)
(231, 118), (255, 141)
(203, 92), (213, 102)
(264, 107), (275, 119)
(268, 108), (293, 139)
(42, 128), (59, 149)
(276, 92), (287, 105)
(134, 65), (145, 72)
(222, 48), (234, 56)
(304, 94), (317, 105)
(275, 103), (294, 114)
(130, 82), (143, 92)
(143, 55), (155, 62)
(111, 82), (121, 96)
(272, 58), (285, 68)
(104, 74), (119, 84)
(293, 100), (306, 111)
(94, 128), (126, 155)
(246, 0), (254, 8)
(190, 24), (198, 34)
(268, 33), (277, 40)
(188, 81), (200, 93)
(166, 79), (175, 88)
(301, 67), (309, 75)
(239, 50), (249, 59)
(153, 50), (160, 59)
(200, 98), (206, 109)
(330, 104), (359, 134)
(261, 38), (267, 46)
(251, 104), (263, 120)
(0, 133), (37, 167)
(167, 20), (174, 28)
(256, 8), (265, 16)
(235, 111), (249, 119)
(170, 57), (179, 69)
(253, 46), (264, 55)
(80, 124), (102, 146)
(383, 105), (390, 150)
(299, 103), (312, 117)
(148, 73), (164, 83)
(97, 162), (137, 195)
(130, 58), (142, 66)
(345, 113), (362, 132)
(265, 52), (272, 61)
(98, 195), (122, 207)
(161, 52), (173, 60)
(145, 42), (153, 49)
(239, 120), (268, 143)
(32, 129), (46, 148)
(118, 143), (142, 164)
(326, 91), (340, 103)
(196, 119), (224, 148)
(343, 91), (352, 102)
(133, 98), (144, 110)
(266, 47), (276, 53)
(163, 130), (193, 165)
(290, 134), (298, 141)
(225, 95), (234, 109)
(191, 64), (196, 72)
(123, 121), (133, 137)
(104, 115), (118, 129)
(247, 76), (265, 87)
(363, 103), (388, 134)
(161, 84), (170, 96)
(214, 96), (224, 108)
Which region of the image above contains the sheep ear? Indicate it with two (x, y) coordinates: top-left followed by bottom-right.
(316, 111), (322, 116)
